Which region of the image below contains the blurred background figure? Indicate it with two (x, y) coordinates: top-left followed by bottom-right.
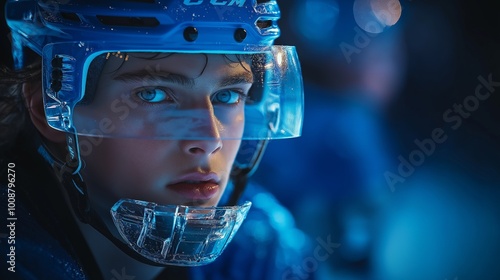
(253, 0), (406, 279)
(254, 0), (500, 279)
(369, 0), (500, 278)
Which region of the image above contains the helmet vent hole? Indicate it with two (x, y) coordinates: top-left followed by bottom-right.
(60, 12), (81, 23)
(234, 28), (247, 42)
(256, 0), (272, 4)
(183, 27), (199, 42)
(96, 16), (160, 27)
(125, 0), (156, 3)
(256, 19), (273, 29)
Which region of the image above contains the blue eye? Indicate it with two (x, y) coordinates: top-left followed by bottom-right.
(136, 88), (170, 103)
(212, 89), (245, 105)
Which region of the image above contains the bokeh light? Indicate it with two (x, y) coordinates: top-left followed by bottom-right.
(353, 0), (402, 34)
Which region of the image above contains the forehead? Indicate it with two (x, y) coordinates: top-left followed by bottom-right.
(97, 52), (253, 81)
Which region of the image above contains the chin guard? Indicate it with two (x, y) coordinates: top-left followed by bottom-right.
(111, 199), (251, 266)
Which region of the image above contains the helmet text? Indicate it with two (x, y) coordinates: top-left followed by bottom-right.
(183, 0), (246, 7)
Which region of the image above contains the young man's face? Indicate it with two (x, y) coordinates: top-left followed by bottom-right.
(75, 53), (252, 209)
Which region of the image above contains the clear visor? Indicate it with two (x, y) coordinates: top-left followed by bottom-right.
(111, 199), (251, 266)
(44, 45), (303, 140)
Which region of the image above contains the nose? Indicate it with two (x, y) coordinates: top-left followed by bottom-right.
(181, 137), (223, 156)
(179, 106), (223, 156)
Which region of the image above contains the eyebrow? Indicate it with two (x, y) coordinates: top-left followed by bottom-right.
(218, 72), (254, 87)
(113, 69), (254, 88)
(113, 69), (195, 87)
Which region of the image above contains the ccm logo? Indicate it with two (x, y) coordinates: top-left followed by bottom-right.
(183, 0), (246, 7)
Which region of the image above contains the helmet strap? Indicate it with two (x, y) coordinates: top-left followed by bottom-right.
(37, 128), (92, 223)
(227, 139), (269, 205)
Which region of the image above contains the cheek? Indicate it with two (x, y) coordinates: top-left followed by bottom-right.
(79, 138), (175, 190)
(222, 139), (242, 166)
(216, 106), (245, 135)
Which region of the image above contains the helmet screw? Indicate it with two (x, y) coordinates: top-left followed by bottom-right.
(52, 69), (63, 80)
(52, 57), (63, 68)
(51, 80), (62, 92)
(234, 28), (247, 43)
(183, 26), (198, 42)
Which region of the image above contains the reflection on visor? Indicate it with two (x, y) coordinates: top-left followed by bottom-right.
(43, 45), (303, 140)
(111, 199), (251, 266)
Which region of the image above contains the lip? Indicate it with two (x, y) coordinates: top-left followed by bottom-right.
(167, 172), (220, 201)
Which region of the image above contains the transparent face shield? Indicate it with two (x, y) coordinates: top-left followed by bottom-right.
(43, 44), (303, 140)
(40, 43), (303, 266)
